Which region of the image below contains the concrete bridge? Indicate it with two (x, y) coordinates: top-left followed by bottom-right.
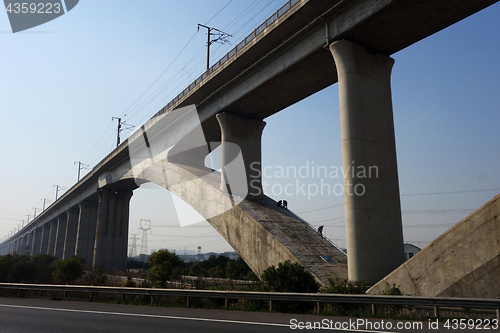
(1, 0), (498, 286)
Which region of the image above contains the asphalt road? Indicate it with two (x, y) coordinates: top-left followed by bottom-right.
(0, 297), (487, 332)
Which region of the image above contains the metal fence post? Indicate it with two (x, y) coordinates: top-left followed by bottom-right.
(434, 306), (439, 318)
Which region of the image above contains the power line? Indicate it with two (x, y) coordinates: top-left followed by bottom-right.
(119, 31), (199, 121)
(126, 0), (281, 126)
(79, 119), (114, 161)
(297, 203), (344, 215)
(401, 188), (500, 196)
(205, 0), (234, 25)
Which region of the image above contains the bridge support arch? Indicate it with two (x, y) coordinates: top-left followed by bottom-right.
(329, 40), (405, 284)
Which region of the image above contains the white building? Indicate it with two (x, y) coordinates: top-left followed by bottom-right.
(404, 243), (421, 261)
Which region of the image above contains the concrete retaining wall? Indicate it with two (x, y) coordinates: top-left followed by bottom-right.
(368, 194), (500, 298)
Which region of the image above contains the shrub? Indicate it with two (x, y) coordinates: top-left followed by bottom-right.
(147, 249), (182, 288)
(259, 260), (319, 313)
(323, 277), (369, 316)
(52, 256), (85, 285)
(122, 276), (137, 287)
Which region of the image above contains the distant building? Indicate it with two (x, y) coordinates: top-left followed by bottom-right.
(222, 251), (239, 260)
(404, 243), (421, 261)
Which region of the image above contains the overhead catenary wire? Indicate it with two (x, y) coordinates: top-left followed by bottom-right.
(126, 0), (284, 127)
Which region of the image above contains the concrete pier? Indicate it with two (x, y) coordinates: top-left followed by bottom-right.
(93, 189), (133, 271)
(63, 207), (79, 259)
(329, 40), (404, 283)
(216, 112), (266, 198)
(54, 213), (68, 258)
(75, 201), (98, 268)
(47, 219), (58, 255)
(40, 223), (50, 255)
(32, 227), (42, 255)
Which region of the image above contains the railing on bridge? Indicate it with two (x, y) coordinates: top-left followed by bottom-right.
(289, 210), (348, 256)
(161, 0), (301, 113)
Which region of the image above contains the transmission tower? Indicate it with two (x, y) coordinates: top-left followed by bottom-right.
(129, 233), (139, 258)
(139, 219), (151, 257)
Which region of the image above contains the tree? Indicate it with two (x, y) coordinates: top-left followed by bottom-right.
(52, 256), (85, 285)
(147, 249), (182, 288)
(0, 255), (14, 282)
(225, 257), (254, 280)
(259, 260), (319, 313)
(30, 254), (58, 283)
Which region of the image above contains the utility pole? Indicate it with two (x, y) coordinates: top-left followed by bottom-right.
(42, 198), (51, 211)
(53, 185), (65, 201)
(33, 207), (39, 219)
(197, 24), (232, 73)
(112, 116), (134, 147)
(74, 161), (90, 182)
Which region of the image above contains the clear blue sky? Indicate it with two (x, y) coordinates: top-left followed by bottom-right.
(1, 1), (499, 254)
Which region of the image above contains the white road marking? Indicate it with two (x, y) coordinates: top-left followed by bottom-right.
(0, 303), (394, 332)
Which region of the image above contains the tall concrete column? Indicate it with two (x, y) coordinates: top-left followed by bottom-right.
(54, 213), (68, 258)
(75, 201), (98, 268)
(329, 40), (404, 284)
(93, 189), (133, 271)
(32, 227), (42, 255)
(216, 112), (266, 198)
(40, 222), (51, 254)
(47, 219), (59, 255)
(20, 235), (28, 255)
(26, 232), (34, 256)
(63, 207), (80, 259)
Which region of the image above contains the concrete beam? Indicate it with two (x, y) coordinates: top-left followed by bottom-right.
(329, 40), (404, 283)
